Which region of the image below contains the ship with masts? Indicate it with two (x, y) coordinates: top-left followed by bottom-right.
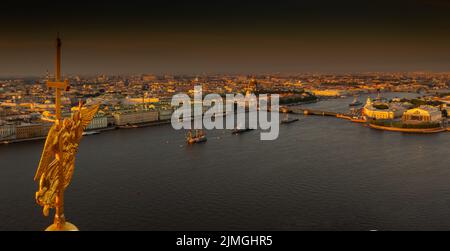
(186, 129), (207, 144)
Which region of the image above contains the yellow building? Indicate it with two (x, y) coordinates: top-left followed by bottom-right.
(113, 110), (159, 126)
(402, 106), (442, 123)
(363, 97), (405, 120)
(310, 89), (343, 97)
(15, 123), (52, 140)
(364, 107), (395, 120)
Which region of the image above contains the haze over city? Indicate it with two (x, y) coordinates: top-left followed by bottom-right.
(1, 0), (450, 76)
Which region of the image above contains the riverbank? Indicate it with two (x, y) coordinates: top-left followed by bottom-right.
(0, 120), (172, 145)
(117, 120), (171, 129)
(368, 123), (447, 134)
(1, 136), (46, 144)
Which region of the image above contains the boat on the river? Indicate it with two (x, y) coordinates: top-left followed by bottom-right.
(349, 96), (363, 107)
(232, 128), (254, 134)
(82, 131), (100, 136)
(187, 129), (207, 144)
(281, 113), (299, 124)
(350, 117), (367, 123)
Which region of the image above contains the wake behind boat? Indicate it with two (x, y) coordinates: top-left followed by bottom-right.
(281, 118), (299, 124)
(232, 128), (254, 134)
(281, 113), (299, 124)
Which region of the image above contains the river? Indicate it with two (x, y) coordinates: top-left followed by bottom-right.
(1, 92), (449, 230)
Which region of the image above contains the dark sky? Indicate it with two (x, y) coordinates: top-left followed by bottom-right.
(1, 0), (450, 76)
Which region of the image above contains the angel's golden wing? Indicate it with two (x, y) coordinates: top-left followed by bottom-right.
(34, 124), (58, 182)
(80, 104), (100, 129)
(34, 124), (61, 215)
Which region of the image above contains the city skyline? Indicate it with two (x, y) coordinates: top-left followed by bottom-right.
(1, 0), (450, 76)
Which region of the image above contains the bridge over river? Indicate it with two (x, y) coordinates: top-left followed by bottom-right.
(287, 106), (349, 117)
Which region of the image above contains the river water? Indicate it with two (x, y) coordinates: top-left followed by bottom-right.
(1, 92), (449, 230)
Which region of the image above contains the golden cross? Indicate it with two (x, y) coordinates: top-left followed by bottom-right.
(47, 35), (70, 120)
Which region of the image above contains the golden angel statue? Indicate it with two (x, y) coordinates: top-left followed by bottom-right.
(34, 102), (99, 231)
